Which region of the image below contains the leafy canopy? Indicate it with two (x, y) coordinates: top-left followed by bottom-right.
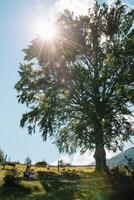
(15, 0), (134, 154)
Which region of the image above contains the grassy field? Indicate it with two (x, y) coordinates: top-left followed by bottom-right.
(0, 164), (134, 200)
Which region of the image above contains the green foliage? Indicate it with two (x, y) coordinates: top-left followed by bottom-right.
(0, 149), (5, 163)
(124, 156), (134, 176)
(3, 170), (18, 187)
(24, 156), (32, 165)
(15, 0), (134, 169)
(35, 160), (48, 166)
(59, 159), (64, 166)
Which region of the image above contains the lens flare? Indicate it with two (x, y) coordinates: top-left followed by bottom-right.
(35, 21), (56, 40)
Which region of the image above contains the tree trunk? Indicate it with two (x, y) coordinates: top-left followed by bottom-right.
(94, 141), (108, 172)
(93, 121), (109, 173)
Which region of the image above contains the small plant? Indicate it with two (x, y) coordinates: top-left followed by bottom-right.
(3, 170), (19, 187)
(124, 156), (134, 177)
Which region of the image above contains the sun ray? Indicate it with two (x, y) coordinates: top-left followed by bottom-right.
(34, 20), (57, 41)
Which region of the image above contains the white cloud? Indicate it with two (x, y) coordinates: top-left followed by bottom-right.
(50, 144), (134, 166)
(51, 155), (71, 166)
(72, 150), (95, 165)
(71, 149), (124, 165)
(55, 0), (95, 16)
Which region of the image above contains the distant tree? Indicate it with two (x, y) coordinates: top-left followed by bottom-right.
(24, 156), (32, 165)
(59, 159), (71, 166)
(35, 159), (48, 166)
(59, 159), (64, 166)
(15, 0), (134, 172)
(0, 149), (5, 163)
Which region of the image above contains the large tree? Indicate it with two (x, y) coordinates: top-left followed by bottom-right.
(15, 0), (134, 172)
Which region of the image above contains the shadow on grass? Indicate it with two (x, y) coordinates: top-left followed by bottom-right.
(0, 172), (81, 200)
(1, 171), (134, 200)
(107, 173), (134, 200)
(0, 182), (32, 199)
(29, 171), (113, 200)
(29, 171), (114, 200)
(33, 171), (80, 200)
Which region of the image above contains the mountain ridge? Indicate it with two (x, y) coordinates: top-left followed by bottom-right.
(89, 147), (134, 167)
(107, 146), (134, 167)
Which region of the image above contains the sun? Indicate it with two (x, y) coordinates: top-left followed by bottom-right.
(35, 20), (57, 41)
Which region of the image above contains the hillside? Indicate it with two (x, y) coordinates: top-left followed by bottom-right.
(108, 147), (134, 167)
(89, 147), (134, 167)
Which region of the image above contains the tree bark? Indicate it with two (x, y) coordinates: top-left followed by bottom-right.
(93, 120), (109, 173)
(94, 141), (108, 172)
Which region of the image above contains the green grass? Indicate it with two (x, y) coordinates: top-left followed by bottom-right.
(0, 175), (100, 199)
(0, 171), (112, 200)
(0, 165), (134, 200)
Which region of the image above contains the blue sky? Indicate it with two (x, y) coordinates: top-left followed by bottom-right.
(0, 0), (61, 164)
(0, 0), (134, 164)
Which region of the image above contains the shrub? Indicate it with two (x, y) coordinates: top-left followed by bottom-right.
(3, 170), (19, 187)
(35, 160), (48, 166)
(124, 156), (134, 177)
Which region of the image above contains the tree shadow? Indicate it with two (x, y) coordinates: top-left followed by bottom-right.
(35, 171), (80, 200)
(34, 171), (113, 200)
(107, 173), (134, 200)
(0, 182), (32, 199)
(1, 171), (133, 200)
